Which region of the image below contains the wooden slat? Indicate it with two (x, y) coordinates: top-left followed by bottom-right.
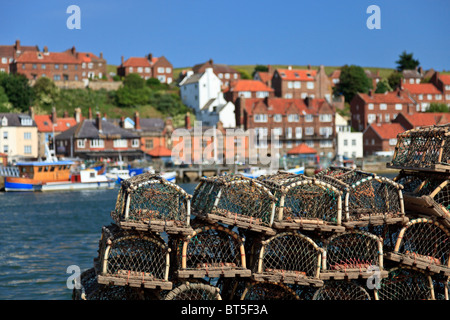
(385, 252), (450, 276)
(319, 270), (388, 280)
(97, 275), (173, 290)
(251, 272), (324, 287)
(177, 268), (251, 279)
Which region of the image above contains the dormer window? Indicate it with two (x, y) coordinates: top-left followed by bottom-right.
(21, 117), (32, 126)
(1, 117), (7, 126)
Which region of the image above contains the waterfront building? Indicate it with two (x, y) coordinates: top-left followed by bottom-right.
(117, 53), (173, 84)
(191, 59), (240, 87)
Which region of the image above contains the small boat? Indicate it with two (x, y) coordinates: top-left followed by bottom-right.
(241, 166), (304, 179)
(4, 161), (115, 192)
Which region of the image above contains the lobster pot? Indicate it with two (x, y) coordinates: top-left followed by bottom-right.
(252, 232), (324, 287)
(316, 168), (407, 228)
(111, 173), (193, 236)
(73, 268), (159, 300)
(177, 224), (251, 278)
(375, 266), (435, 300)
(312, 280), (371, 300)
(191, 175), (277, 235)
(432, 274), (449, 300)
(240, 281), (300, 300)
(385, 218), (450, 276)
(359, 223), (402, 255)
(260, 175), (345, 233)
(387, 124), (450, 173)
(164, 282), (222, 300)
(96, 224), (172, 290)
(320, 231), (388, 280)
(395, 171), (450, 229)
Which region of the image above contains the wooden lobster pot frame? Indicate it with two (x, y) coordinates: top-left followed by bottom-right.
(315, 169), (407, 228)
(111, 173), (193, 236)
(240, 281), (300, 300)
(312, 280), (372, 300)
(374, 266), (435, 300)
(259, 175), (346, 233)
(95, 225), (172, 290)
(394, 170), (450, 229)
(164, 282), (222, 300)
(432, 274), (449, 300)
(387, 124), (450, 173)
(177, 224), (251, 279)
(251, 232), (325, 287)
(191, 175), (277, 235)
(320, 231), (388, 280)
(385, 218), (450, 276)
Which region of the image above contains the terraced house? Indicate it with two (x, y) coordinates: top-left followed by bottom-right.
(117, 53), (173, 84)
(0, 113), (38, 161)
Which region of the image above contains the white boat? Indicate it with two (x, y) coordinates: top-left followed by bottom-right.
(39, 169), (115, 192)
(161, 171), (176, 183)
(240, 166), (304, 179)
(105, 167), (131, 182)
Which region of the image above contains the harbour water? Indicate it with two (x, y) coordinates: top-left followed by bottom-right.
(0, 183), (197, 300)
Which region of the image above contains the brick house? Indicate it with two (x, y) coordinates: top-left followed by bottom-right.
(55, 112), (141, 161)
(271, 65), (332, 101)
(223, 79), (274, 103)
(363, 123), (405, 156)
(401, 82), (444, 111)
(365, 69), (382, 89)
(0, 39), (39, 73)
(430, 72), (450, 105)
(350, 89), (417, 132)
(392, 112), (450, 130)
(235, 96), (336, 158)
(253, 65), (274, 87)
(117, 53), (173, 84)
(192, 59), (240, 87)
(65, 46), (107, 80)
(11, 46), (82, 81)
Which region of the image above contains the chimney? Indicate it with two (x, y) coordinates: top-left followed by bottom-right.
(74, 108), (81, 123)
(29, 106), (35, 120)
(43, 46), (48, 53)
(148, 53), (153, 62)
(71, 46), (76, 55)
(99, 52), (103, 59)
(121, 56), (124, 65)
(267, 65), (272, 74)
(96, 112), (102, 132)
(15, 39), (20, 52)
(418, 66), (423, 75)
(120, 116), (125, 128)
(288, 65), (292, 70)
(368, 89), (373, 97)
(63, 110), (69, 118)
(88, 107), (93, 120)
(304, 96), (311, 107)
(134, 111), (141, 130)
(51, 107), (57, 124)
(209, 58), (213, 65)
(307, 64), (311, 70)
(185, 112), (191, 130)
(239, 95), (246, 128)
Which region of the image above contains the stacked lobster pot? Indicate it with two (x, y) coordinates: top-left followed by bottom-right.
(384, 124), (450, 300)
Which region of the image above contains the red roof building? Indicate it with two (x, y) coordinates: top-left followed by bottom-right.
(287, 143), (317, 155)
(363, 122), (405, 156)
(117, 53), (173, 84)
(430, 72), (450, 106)
(223, 79), (274, 103)
(0, 39), (38, 73)
(402, 83), (444, 111)
(147, 145), (172, 158)
(393, 112), (450, 130)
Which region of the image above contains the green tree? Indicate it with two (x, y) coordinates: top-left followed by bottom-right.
(252, 65), (269, 77)
(426, 103), (449, 113)
(33, 77), (60, 107)
(0, 73), (34, 112)
(396, 51), (420, 72)
(374, 78), (392, 93)
(387, 71), (403, 90)
(123, 73), (145, 89)
(333, 65), (372, 103)
(237, 69), (251, 80)
(0, 86), (10, 112)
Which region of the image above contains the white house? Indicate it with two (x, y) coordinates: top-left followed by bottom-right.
(180, 67), (236, 128)
(335, 113), (363, 159)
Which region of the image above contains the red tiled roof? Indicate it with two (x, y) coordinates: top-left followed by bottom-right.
(402, 83), (441, 94)
(439, 74), (450, 85)
(243, 98), (311, 116)
(15, 51), (80, 64)
(287, 143), (317, 155)
(255, 71), (272, 83)
(147, 145), (172, 157)
(400, 112), (450, 127)
(358, 91), (414, 104)
(276, 68), (317, 81)
(77, 52), (101, 62)
(369, 123), (405, 140)
(122, 57), (151, 68)
(226, 80), (273, 92)
(34, 115), (77, 133)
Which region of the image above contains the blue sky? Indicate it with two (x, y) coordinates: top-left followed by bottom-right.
(1, 0), (449, 71)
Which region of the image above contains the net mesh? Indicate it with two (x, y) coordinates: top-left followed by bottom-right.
(376, 267), (433, 300)
(312, 280), (371, 300)
(164, 282), (221, 300)
(241, 281), (300, 300)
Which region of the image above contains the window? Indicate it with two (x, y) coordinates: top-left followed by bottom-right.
(90, 139), (104, 148)
(74, 75), (78, 81)
(368, 103), (374, 110)
(305, 114), (313, 122)
(165, 67), (171, 73)
(234, 73), (238, 79)
(436, 94), (442, 100)
(24, 145), (32, 154)
(129, 67), (133, 72)
(82, 63), (86, 69)
(254, 114), (268, 123)
(63, 64), (68, 70)
(287, 114), (299, 122)
(305, 127), (314, 135)
(395, 104), (402, 110)
(22, 64), (25, 69)
(158, 75), (166, 83)
(352, 139), (356, 146)
(132, 139), (139, 148)
(427, 94), (432, 100)
(371, 139), (375, 145)
(24, 132), (31, 140)
(284, 93), (293, 98)
(55, 64), (60, 70)
(319, 114), (332, 122)
(113, 139), (128, 148)
(3, 145), (8, 153)
(77, 139), (85, 148)
(295, 127), (302, 138)
(418, 94), (423, 100)
(1, 57), (6, 64)
(137, 67), (143, 73)
(294, 81), (301, 89)
(320, 140), (333, 148)
(88, 63), (93, 69)
(225, 73), (230, 79)
(144, 67), (150, 73)
(41, 64), (46, 70)
(239, 91), (251, 98)
(287, 81), (293, 89)
(368, 114), (376, 124)
(53, 75), (61, 81)
(319, 127), (332, 137)
(157, 67), (164, 73)
(255, 127), (268, 137)
(389, 138), (397, 146)
(385, 114), (390, 122)
(74, 65), (78, 70)
(145, 139), (154, 149)
(380, 103), (387, 110)
(3, 131), (8, 139)
(21, 118), (32, 126)
(32, 64), (37, 69)
(307, 82), (314, 89)
(273, 127), (283, 136)
(218, 73), (223, 79)
(256, 91), (269, 98)
(274, 114), (282, 122)
(286, 127), (292, 138)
